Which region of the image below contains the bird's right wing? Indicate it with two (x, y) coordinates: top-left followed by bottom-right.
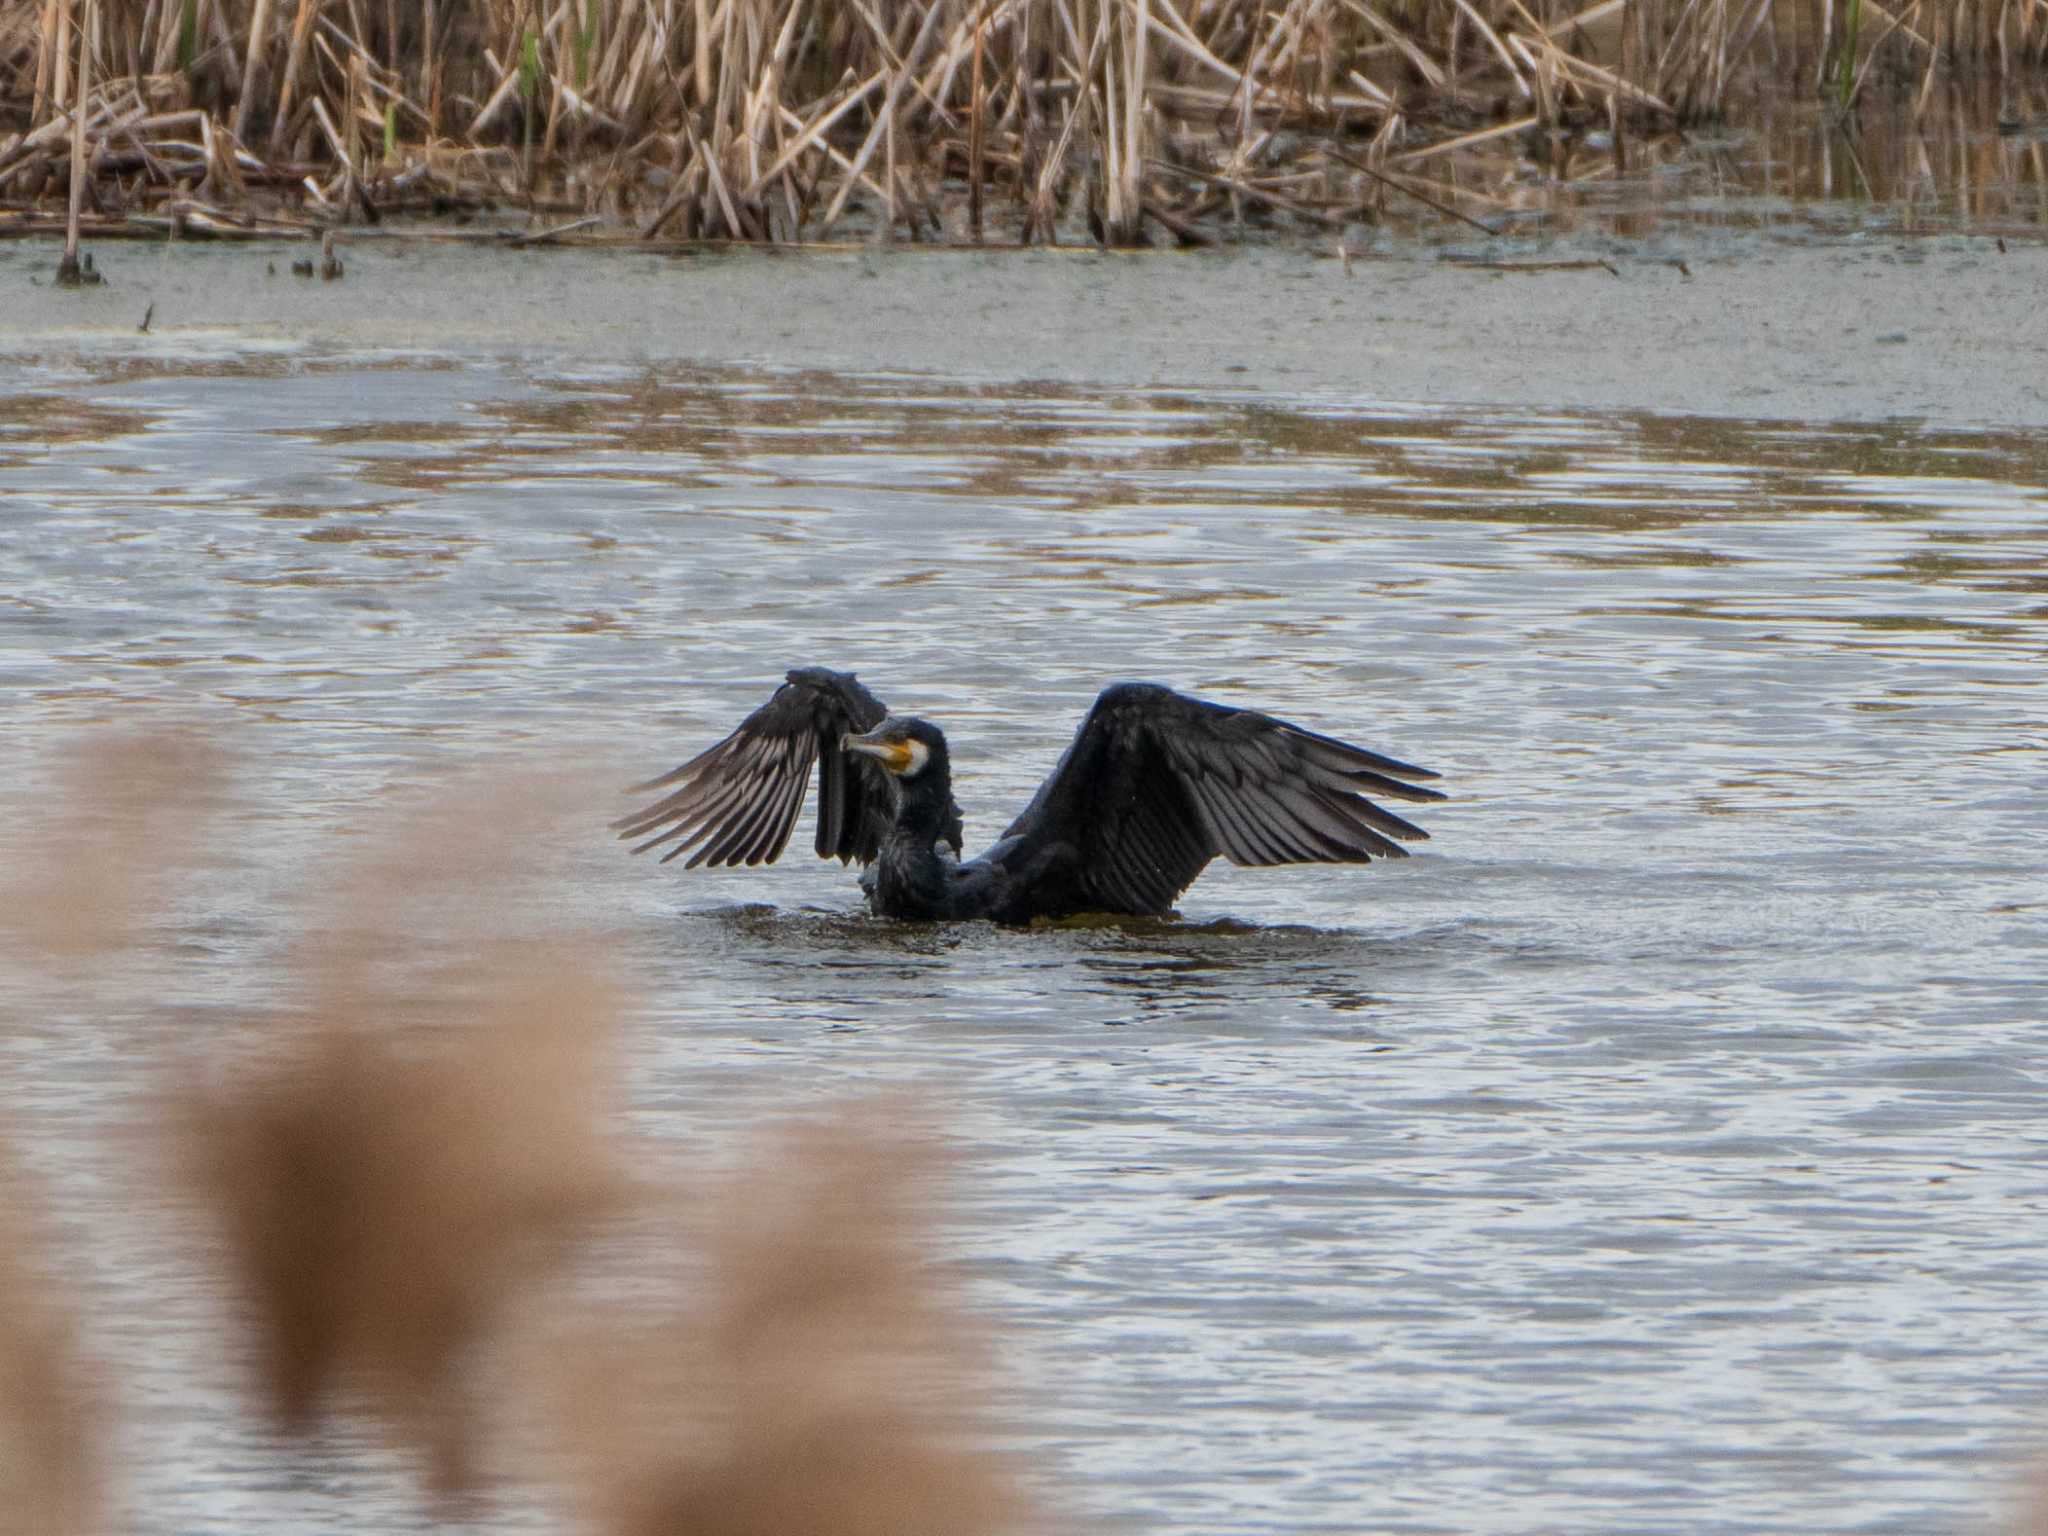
(614, 667), (907, 869)
(999, 683), (1446, 914)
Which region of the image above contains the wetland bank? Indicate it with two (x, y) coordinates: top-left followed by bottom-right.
(7, 222), (2048, 427)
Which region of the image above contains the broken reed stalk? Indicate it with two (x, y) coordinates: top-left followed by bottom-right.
(1103, 0), (1148, 246)
(1324, 145), (1501, 235)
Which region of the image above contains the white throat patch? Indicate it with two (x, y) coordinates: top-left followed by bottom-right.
(899, 738), (931, 778)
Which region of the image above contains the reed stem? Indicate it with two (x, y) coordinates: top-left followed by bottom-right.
(55, 0), (92, 285)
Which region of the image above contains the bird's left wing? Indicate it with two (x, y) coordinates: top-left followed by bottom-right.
(614, 667), (922, 869)
(999, 683), (1447, 914)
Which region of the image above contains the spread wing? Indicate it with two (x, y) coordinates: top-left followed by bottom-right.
(614, 667), (961, 869)
(1000, 682), (1446, 914)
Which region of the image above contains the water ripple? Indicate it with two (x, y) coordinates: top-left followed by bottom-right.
(2, 357), (2046, 1536)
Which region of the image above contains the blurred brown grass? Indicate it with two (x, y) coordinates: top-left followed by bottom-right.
(0, 724), (1037, 1531)
(561, 1109), (1026, 1536)
(0, 1145), (105, 1536)
(6, 717), (2047, 1532)
(181, 943), (624, 1496)
(0, 724), (226, 967)
(172, 772), (626, 1498)
(0, 726), (226, 1536)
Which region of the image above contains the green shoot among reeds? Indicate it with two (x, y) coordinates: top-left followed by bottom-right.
(1835, 0), (1864, 107)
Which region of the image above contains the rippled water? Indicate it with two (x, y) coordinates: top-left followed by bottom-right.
(3, 352), (2047, 1534)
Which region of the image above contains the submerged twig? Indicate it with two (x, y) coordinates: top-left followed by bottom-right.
(1324, 146), (1500, 236)
(1444, 255), (1623, 274)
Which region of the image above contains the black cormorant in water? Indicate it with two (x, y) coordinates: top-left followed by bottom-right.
(615, 667), (1446, 924)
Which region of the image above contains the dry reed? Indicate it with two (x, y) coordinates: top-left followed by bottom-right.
(0, 1144), (105, 1536)
(182, 947), (624, 1498)
(2, 725), (1043, 1527)
(2, 0), (2042, 248)
(0, 728), (213, 1536)
(0, 724), (225, 967)
(558, 1108), (1027, 1536)
(175, 777), (626, 1499)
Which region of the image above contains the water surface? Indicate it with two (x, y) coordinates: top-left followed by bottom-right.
(2, 354), (2046, 1535)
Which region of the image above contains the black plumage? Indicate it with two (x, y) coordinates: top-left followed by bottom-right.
(616, 668), (1445, 924)
(612, 667), (963, 868)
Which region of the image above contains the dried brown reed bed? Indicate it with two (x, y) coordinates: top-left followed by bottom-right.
(3, 0), (2043, 254)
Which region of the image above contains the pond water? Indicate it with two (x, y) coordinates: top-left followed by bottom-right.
(2, 351), (2046, 1535)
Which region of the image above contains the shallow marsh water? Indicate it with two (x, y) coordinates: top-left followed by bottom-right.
(2, 352), (2047, 1534)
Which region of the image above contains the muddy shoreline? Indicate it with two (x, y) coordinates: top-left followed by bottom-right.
(5, 231), (2044, 426)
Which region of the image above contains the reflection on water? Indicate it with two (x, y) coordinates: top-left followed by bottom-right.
(1502, 80), (2048, 235)
(2, 355), (2047, 1536)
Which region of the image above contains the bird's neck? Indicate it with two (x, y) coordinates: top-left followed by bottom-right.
(890, 767), (954, 847)
(873, 771), (958, 919)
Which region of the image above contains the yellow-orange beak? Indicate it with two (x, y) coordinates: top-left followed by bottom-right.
(842, 730), (914, 775)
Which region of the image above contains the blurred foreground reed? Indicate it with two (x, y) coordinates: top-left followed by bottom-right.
(3, 0), (2044, 249)
(560, 1115), (1021, 1536)
(0, 727), (1031, 1534)
(0, 1151), (104, 1536)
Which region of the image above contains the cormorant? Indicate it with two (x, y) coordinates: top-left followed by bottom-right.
(615, 667), (1445, 924)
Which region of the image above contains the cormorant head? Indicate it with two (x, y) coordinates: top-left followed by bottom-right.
(841, 717), (948, 780)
